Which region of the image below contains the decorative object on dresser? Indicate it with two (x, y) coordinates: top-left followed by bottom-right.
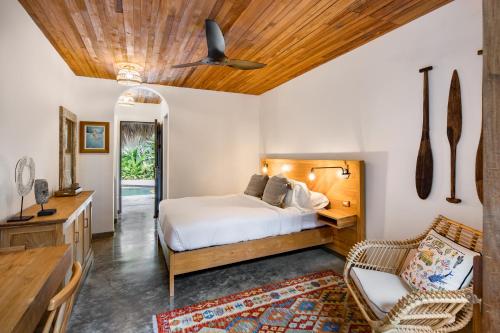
(476, 49), (484, 204)
(344, 215), (481, 332)
(446, 70), (462, 204)
(415, 66), (434, 200)
(7, 157), (35, 222)
(34, 179), (57, 216)
(0, 191), (94, 293)
(79, 121), (110, 154)
(55, 107), (81, 197)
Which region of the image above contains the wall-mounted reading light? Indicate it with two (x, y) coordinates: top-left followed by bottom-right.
(308, 163), (351, 181)
(281, 164), (291, 173)
(262, 162), (269, 175)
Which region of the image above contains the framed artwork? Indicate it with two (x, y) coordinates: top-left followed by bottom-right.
(79, 121), (110, 153)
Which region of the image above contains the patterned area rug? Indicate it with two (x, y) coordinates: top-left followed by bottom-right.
(153, 271), (370, 333)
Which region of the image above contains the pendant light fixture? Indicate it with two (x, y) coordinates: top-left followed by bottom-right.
(116, 63), (143, 86)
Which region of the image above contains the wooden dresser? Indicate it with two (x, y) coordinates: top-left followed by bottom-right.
(0, 191), (94, 279)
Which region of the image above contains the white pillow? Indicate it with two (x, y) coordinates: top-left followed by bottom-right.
(310, 191), (329, 210)
(284, 179), (312, 210)
(400, 230), (479, 291)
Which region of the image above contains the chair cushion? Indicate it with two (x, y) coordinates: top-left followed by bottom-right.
(350, 267), (411, 319)
(400, 230), (480, 291)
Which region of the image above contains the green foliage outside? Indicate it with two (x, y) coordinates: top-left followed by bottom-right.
(121, 139), (155, 180)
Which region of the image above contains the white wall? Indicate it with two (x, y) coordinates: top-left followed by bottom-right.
(164, 88), (260, 198)
(0, 0), (75, 220)
(2, 0), (482, 240)
(65, 79), (261, 234)
(260, 0), (483, 239)
(0, 2), (261, 234)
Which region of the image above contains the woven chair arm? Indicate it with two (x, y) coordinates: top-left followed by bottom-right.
(383, 287), (472, 330)
(344, 238), (421, 276)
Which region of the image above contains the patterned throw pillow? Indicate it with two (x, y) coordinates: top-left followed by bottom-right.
(400, 230), (479, 291)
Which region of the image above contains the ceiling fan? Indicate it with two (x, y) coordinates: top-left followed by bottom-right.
(172, 19), (267, 70)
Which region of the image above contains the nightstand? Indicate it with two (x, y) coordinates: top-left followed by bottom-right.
(317, 208), (357, 229)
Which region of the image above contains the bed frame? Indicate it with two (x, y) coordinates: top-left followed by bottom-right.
(157, 158), (365, 297)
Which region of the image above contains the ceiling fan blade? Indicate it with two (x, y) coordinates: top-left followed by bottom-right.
(226, 59), (267, 70)
(171, 61), (206, 69)
(205, 19), (225, 60)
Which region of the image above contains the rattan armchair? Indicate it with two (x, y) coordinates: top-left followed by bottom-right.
(344, 215), (482, 332)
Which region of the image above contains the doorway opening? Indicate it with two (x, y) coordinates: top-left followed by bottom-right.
(113, 86), (168, 223)
(119, 121), (156, 213)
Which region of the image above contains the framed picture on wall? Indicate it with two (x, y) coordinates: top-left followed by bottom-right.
(79, 121), (110, 153)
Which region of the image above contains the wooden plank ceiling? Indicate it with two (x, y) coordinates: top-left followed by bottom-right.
(20, 0), (451, 95)
(125, 87), (162, 104)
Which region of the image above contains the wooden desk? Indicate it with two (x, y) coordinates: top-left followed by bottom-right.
(0, 245), (71, 333)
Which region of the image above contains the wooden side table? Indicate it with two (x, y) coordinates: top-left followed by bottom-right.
(317, 208), (357, 229)
(318, 208), (358, 256)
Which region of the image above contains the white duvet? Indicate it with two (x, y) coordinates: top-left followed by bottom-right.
(158, 194), (321, 252)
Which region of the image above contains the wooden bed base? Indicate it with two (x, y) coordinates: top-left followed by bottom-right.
(157, 224), (334, 297)
(158, 158), (365, 297)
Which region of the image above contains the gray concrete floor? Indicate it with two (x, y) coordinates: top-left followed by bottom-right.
(68, 194), (345, 333)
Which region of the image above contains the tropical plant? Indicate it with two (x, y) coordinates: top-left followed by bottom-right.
(121, 138), (155, 180)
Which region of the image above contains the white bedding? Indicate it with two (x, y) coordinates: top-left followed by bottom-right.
(158, 194), (323, 251)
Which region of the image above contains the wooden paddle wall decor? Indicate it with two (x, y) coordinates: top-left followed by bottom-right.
(416, 66), (434, 199)
(446, 70), (462, 204)
(476, 49), (484, 204)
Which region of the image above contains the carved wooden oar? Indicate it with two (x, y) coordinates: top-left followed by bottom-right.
(476, 122), (483, 203)
(476, 49), (483, 204)
(416, 66), (433, 199)
(446, 70), (462, 204)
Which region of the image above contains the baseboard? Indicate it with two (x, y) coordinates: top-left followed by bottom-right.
(92, 231), (115, 239)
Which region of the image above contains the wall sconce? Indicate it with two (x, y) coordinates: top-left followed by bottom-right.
(281, 164), (291, 173)
(308, 163), (351, 181)
(262, 162), (269, 175)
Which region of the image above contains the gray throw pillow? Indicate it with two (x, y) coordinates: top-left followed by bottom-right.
(262, 176), (290, 207)
(244, 174), (269, 198)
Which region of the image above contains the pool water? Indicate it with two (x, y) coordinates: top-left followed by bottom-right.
(122, 186), (154, 196)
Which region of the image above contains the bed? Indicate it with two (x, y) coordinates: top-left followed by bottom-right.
(157, 159), (365, 297)
(158, 194), (323, 252)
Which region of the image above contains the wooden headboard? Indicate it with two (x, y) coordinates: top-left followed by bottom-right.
(261, 158), (365, 245)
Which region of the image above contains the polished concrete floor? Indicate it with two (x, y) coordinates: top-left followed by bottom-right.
(68, 195), (345, 333)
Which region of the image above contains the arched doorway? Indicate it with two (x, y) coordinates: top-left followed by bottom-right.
(113, 86), (169, 220)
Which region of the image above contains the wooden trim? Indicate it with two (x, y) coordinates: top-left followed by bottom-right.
(92, 231), (114, 239)
(79, 121), (110, 154)
(482, 1), (500, 331)
(59, 106), (77, 191)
